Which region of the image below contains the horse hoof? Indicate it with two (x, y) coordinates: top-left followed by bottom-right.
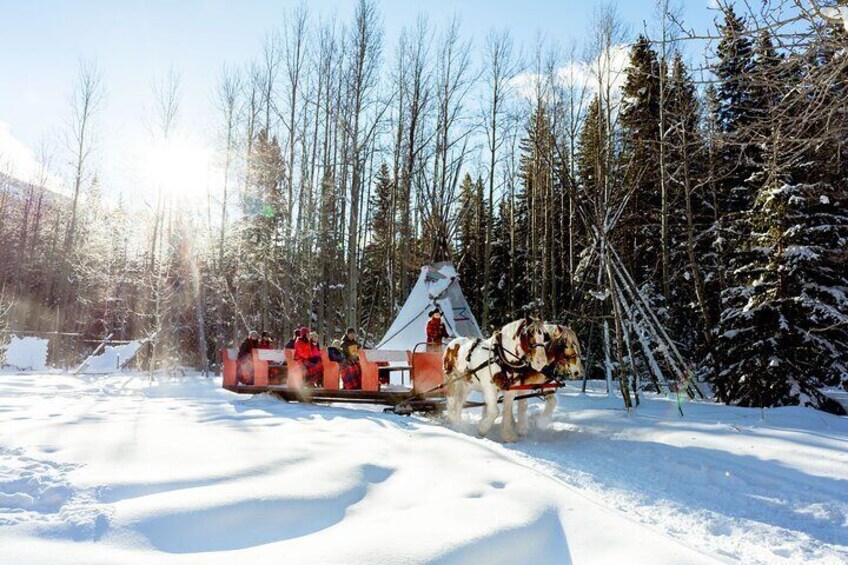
(502, 433), (518, 443)
(517, 425), (529, 437)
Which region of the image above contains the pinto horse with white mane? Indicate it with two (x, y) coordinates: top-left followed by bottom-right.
(443, 320), (583, 442)
(442, 318), (550, 442)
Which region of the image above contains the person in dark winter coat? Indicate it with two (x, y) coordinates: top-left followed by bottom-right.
(284, 330), (298, 350)
(237, 330), (260, 384)
(426, 310), (449, 352)
(340, 328), (362, 389)
(259, 331), (274, 349)
(341, 328), (361, 362)
(327, 340), (345, 363)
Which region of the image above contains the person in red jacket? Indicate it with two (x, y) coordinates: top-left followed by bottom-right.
(294, 327), (323, 386)
(426, 309), (449, 352)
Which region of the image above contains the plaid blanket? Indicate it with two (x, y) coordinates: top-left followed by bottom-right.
(303, 358), (323, 387)
(341, 362), (362, 390)
(237, 360), (254, 385)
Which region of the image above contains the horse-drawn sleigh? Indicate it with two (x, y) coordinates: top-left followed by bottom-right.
(221, 317), (583, 442)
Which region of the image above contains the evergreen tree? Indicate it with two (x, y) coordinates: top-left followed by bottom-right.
(748, 30), (789, 188)
(712, 182), (848, 414)
(360, 163), (395, 337)
(714, 5), (758, 214)
(577, 96), (608, 201)
(241, 128), (286, 333)
(665, 53), (719, 350)
(486, 199), (514, 328)
(799, 19), (848, 186)
(619, 36), (664, 285)
(517, 104), (562, 317)
(456, 173), (486, 316)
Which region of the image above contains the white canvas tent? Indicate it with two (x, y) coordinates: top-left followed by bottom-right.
(377, 262), (482, 352)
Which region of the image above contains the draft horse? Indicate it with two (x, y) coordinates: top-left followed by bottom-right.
(442, 318), (550, 442)
(443, 321), (583, 442)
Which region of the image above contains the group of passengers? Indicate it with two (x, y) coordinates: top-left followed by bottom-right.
(236, 308), (451, 388)
(237, 327), (363, 390)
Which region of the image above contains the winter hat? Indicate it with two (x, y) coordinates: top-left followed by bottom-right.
(308, 331), (319, 341)
(249, 330), (259, 339)
(331, 339), (342, 349)
(299, 327), (309, 338)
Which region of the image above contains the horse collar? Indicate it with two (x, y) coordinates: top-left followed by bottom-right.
(513, 319), (527, 340)
(495, 331), (529, 371)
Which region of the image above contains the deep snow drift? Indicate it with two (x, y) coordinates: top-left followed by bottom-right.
(2, 336), (49, 371)
(0, 373), (845, 564)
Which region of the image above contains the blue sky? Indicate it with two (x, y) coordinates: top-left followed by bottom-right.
(0, 0), (717, 195)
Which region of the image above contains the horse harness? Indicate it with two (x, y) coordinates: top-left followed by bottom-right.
(461, 326), (550, 390)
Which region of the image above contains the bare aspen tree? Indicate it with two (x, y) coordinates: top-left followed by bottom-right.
(64, 61), (103, 254)
(215, 67), (241, 270)
(344, 0), (382, 329)
(387, 27), (409, 316)
(481, 28), (517, 329)
(586, 2), (629, 396)
(427, 16), (475, 260)
(398, 16), (431, 300)
(281, 3), (309, 246)
(148, 68), (181, 373)
(314, 16), (339, 339)
(553, 41), (590, 279)
(656, 0), (674, 301)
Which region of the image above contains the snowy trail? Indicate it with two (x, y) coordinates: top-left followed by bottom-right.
(491, 387), (848, 564)
(0, 374), (844, 564)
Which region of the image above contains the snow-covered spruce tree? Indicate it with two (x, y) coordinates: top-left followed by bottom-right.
(486, 199), (515, 329)
(712, 182), (848, 414)
(665, 53), (717, 350)
(517, 104), (568, 318)
(456, 173), (487, 317)
(359, 163), (396, 338)
(619, 35), (663, 287)
(714, 5), (758, 215)
(240, 127), (287, 335)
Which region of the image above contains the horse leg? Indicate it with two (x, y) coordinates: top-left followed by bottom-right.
(517, 397), (529, 436)
(446, 376), (464, 424)
(452, 381), (470, 424)
(501, 391), (518, 443)
(445, 375), (456, 422)
(477, 383), (499, 437)
(536, 392), (557, 429)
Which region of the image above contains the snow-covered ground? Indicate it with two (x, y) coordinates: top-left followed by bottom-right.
(0, 373), (845, 564)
